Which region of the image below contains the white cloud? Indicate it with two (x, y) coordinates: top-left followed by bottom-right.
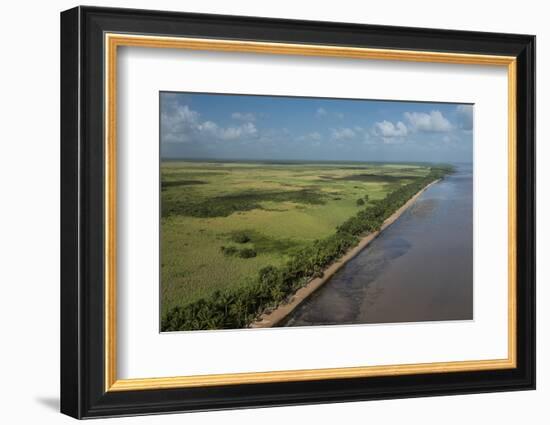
(197, 120), (257, 140)
(197, 120), (218, 133)
(456, 105), (473, 130)
(161, 98), (258, 144)
(316, 107), (344, 119)
(231, 112), (256, 122)
(297, 131), (322, 142)
(331, 127), (356, 140)
(404, 110), (453, 132)
(218, 122), (258, 140)
(160, 97), (202, 143)
(373, 120), (408, 137)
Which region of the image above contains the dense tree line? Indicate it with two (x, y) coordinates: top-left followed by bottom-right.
(161, 166), (452, 331)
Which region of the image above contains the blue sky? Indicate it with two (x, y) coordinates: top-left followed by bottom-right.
(160, 92), (473, 163)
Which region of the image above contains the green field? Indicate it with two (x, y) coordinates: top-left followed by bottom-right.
(161, 161), (448, 330)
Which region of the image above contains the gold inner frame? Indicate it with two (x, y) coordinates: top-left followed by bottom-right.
(104, 33), (518, 392)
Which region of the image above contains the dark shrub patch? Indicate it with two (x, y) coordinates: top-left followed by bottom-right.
(318, 174), (405, 183)
(220, 246), (238, 256)
(239, 248), (257, 258)
(162, 188), (327, 218)
(161, 179), (207, 191)
(339, 174), (406, 183)
(228, 230), (300, 256)
(356, 198), (365, 206)
(231, 231), (251, 244)
(221, 245), (257, 259)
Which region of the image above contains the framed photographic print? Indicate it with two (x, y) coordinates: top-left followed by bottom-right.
(60, 6), (535, 419)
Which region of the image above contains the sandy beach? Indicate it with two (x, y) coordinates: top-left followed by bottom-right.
(250, 179), (441, 328)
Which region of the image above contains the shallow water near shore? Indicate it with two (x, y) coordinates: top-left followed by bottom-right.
(282, 163), (473, 327)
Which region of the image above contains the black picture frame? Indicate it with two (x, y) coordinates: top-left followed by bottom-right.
(61, 5), (535, 419)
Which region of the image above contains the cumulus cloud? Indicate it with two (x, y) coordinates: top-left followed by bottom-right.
(296, 131), (322, 142)
(195, 120), (257, 141)
(373, 120), (408, 137)
(331, 127), (356, 140)
(231, 112), (256, 122)
(161, 96), (258, 144)
(404, 110), (453, 132)
(456, 105), (473, 130)
(316, 107), (344, 119)
(218, 122), (258, 140)
(316, 107), (327, 117)
(370, 109), (462, 146)
(160, 96), (201, 143)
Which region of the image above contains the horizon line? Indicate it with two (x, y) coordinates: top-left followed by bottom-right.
(160, 157), (470, 165)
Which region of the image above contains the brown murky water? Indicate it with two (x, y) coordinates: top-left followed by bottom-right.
(282, 163), (473, 327)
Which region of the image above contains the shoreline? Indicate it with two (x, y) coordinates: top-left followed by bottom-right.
(249, 178), (441, 329)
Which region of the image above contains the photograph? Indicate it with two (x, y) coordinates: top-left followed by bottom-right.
(58, 5), (535, 419)
(160, 92), (474, 331)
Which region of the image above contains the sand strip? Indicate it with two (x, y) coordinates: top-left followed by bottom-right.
(249, 179), (441, 328)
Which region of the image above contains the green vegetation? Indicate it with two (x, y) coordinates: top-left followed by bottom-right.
(160, 161), (453, 331)
(239, 248), (257, 259)
(220, 245), (257, 259)
(162, 188), (326, 218)
(231, 231), (252, 244)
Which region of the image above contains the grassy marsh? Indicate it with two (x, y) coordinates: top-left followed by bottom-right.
(161, 161), (434, 319)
